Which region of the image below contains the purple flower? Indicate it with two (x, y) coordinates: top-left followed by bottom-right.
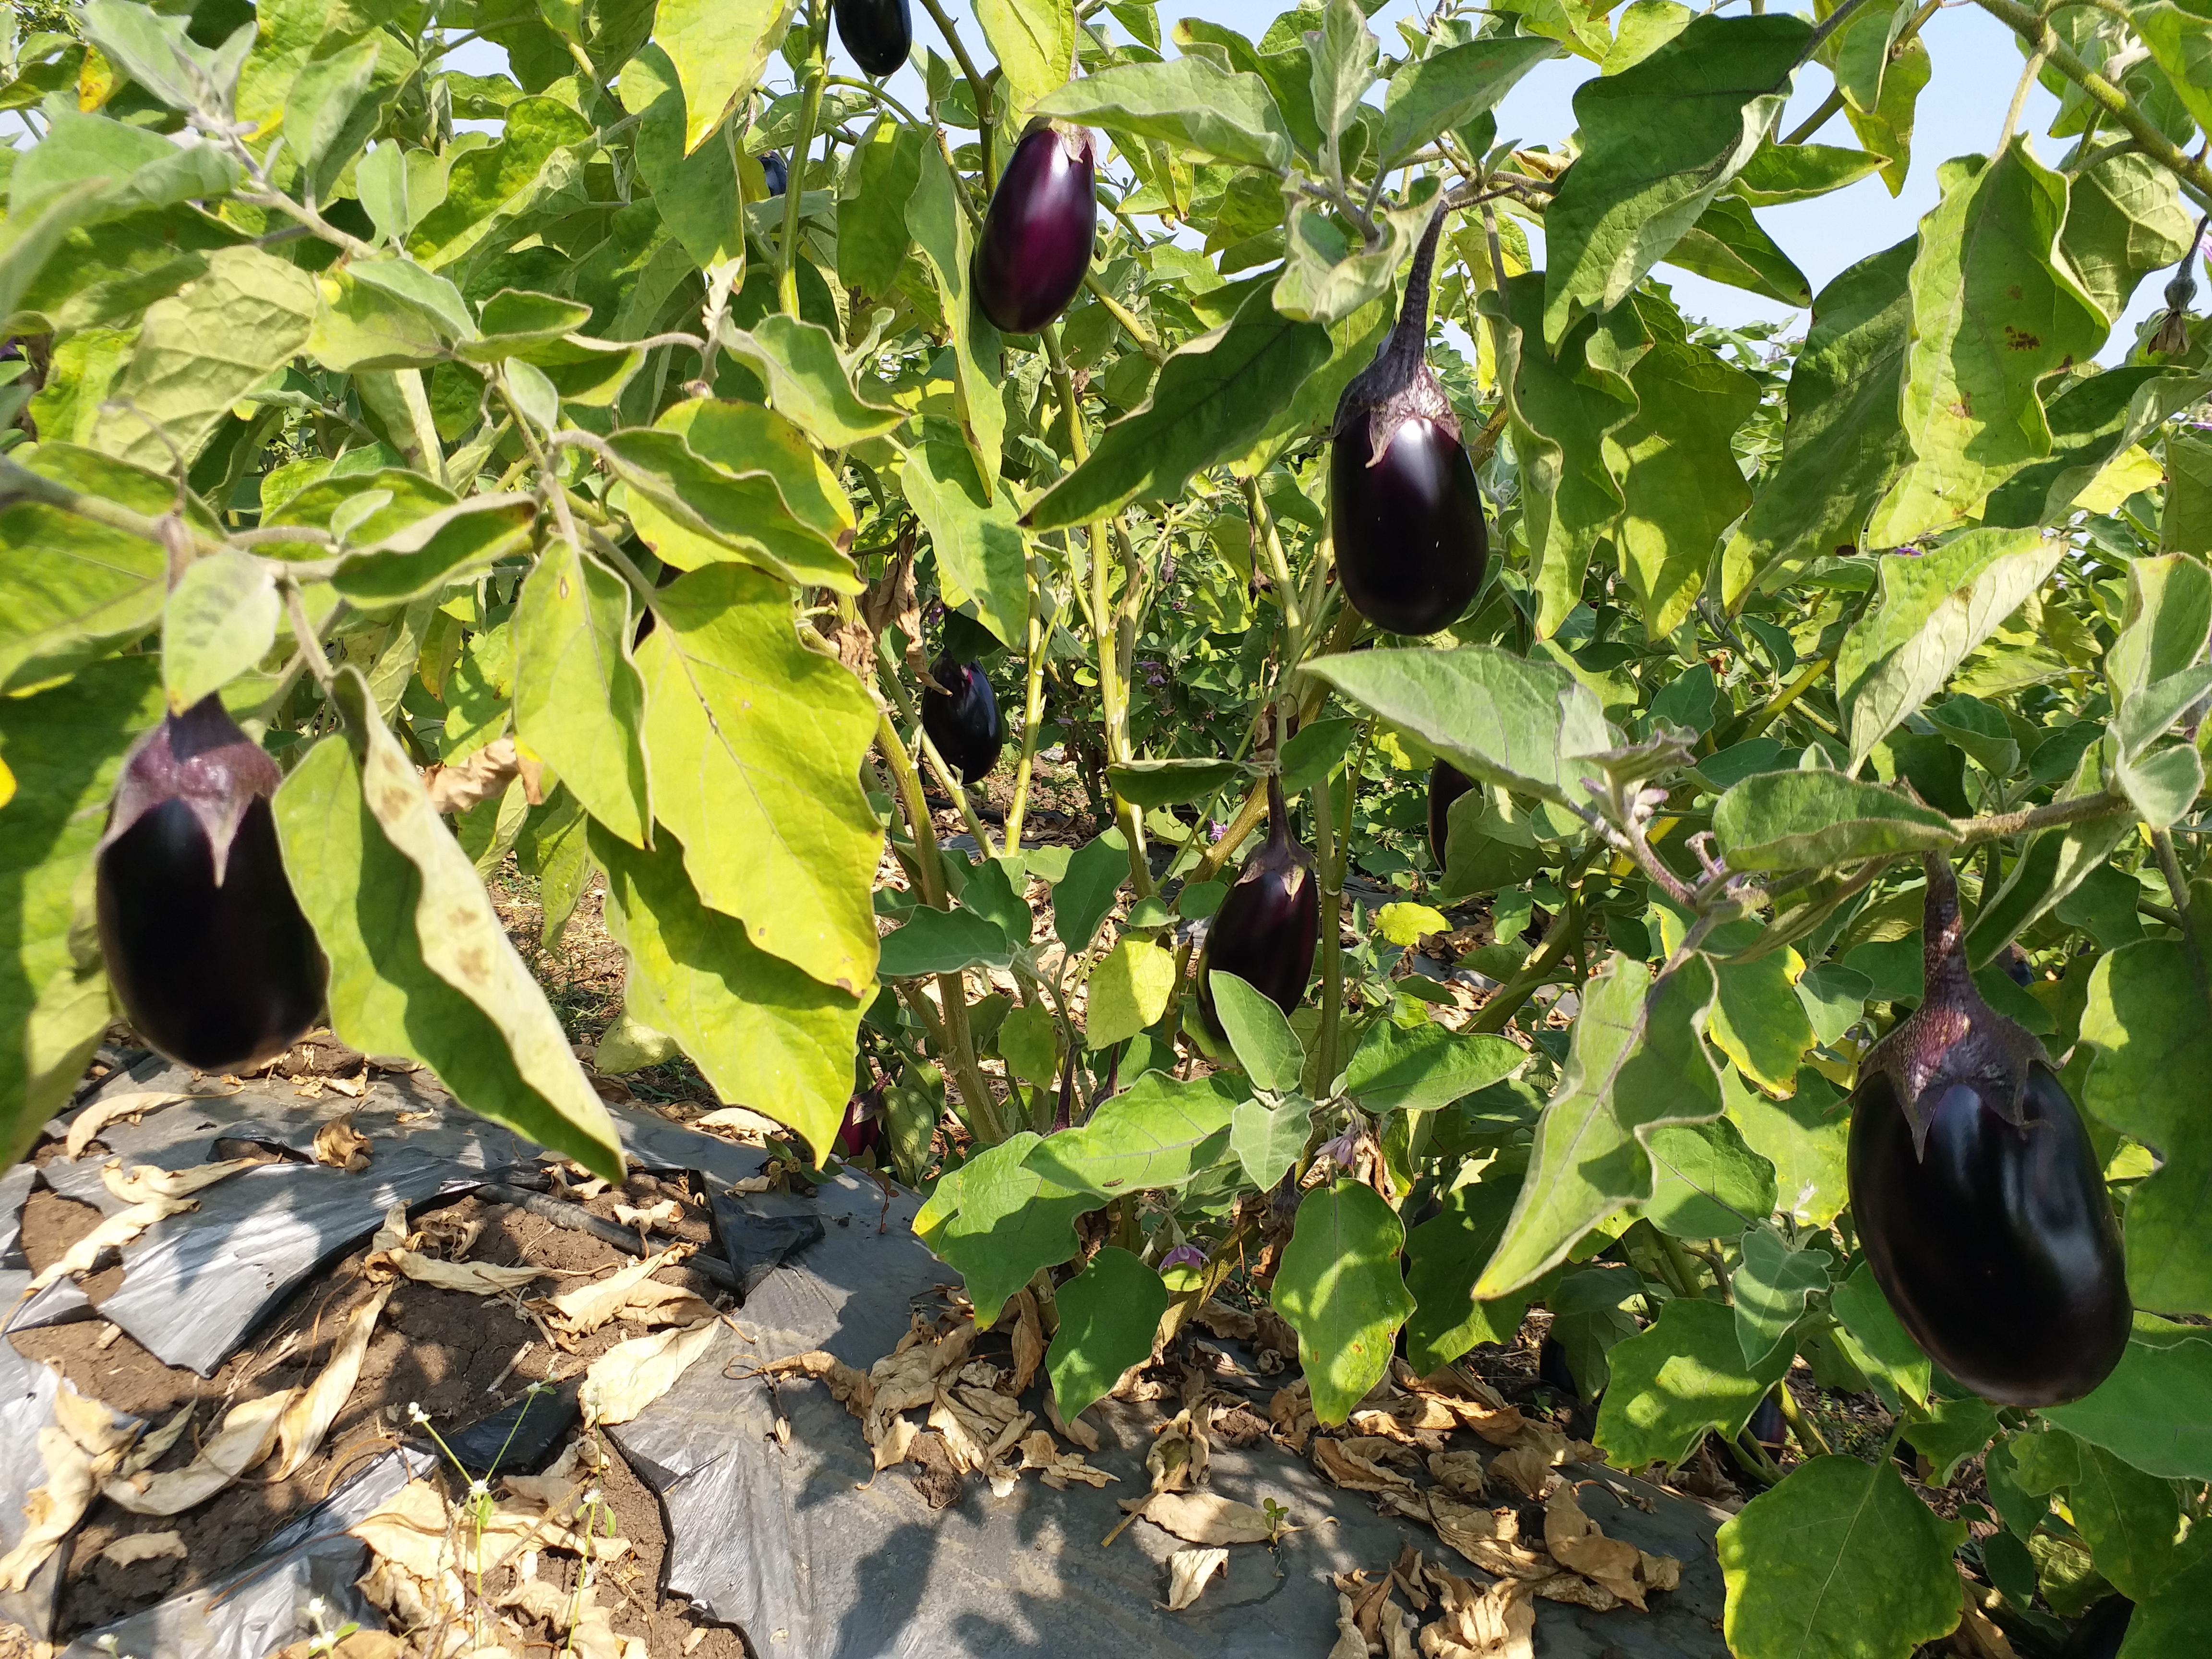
(1159, 1244), (1206, 1273)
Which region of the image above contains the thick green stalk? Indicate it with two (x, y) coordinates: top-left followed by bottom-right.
(778, 0), (829, 318)
(1313, 752), (1345, 1088)
(875, 708), (1008, 1143)
(1003, 581), (1049, 850)
(912, 0), (997, 189)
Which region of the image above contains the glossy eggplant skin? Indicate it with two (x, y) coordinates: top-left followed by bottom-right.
(1193, 782), (1318, 1043)
(759, 152), (789, 197)
(2059, 1597), (2134, 1659)
(1849, 1064), (2129, 1407)
(974, 125), (1096, 335)
(1427, 759), (1474, 866)
(98, 795), (324, 1073)
(1333, 417), (1489, 637)
(833, 0), (911, 77)
(921, 659), (1004, 782)
(836, 1087), (886, 1160)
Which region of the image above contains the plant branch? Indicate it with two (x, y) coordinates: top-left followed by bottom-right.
(780, 0), (829, 319)
(913, 0), (998, 188)
(1950, 788), (2131, 847)
(1468, 887), (1587, 1034)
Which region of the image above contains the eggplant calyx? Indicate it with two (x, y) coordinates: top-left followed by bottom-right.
(1861, 853), (2048, 1159)
(100, 695), (282, 887)
(1253, 772), (1316, 883)
(1331, 200), (1459, 465)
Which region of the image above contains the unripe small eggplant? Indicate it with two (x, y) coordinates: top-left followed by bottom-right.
(833, 0), (911, 77)
(1194, 776), (1319, 1041)
(1427, 758), (1474, 866)
(1846, 854), (2129, 1407)
(759, 152), (789, 197)
(921, 656), (1003, 782)
(1330, 205), (1489, 637)
(836, 1086), (886, 1159)
(96, 696), (325, 1073)
(974, 124), (1097, 336)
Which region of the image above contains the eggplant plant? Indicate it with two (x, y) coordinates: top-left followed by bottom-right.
(6, 0), (2212, 1652)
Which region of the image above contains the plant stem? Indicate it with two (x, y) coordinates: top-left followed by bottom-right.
(912, 0), (997, 188)
(779, 0), (829, 318)
(1003, 579), (1049, 850)
(1774, 1382), (1833, 1458)
(1782, 0), (1940, 146)
(1951, 788), (2131, 847)
(1737, 655), (1833, 743)
(2151, 827), (2211, 1000)
(1658, 1229), (1707, 1296)
(875, 708), (1007, 1143)
(1468, 888), (1586, 1034)
(1084, 273), (1165, 361)
(1313, 753), (1345, 1088)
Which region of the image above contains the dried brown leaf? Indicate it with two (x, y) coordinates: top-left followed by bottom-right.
(28, 1194), (195, 1291)
(0, 1381), (139, 1590)
(1165, 1547), (1229, 1611)
(1488, 1445), (1558, 1501)
(313, 1114), (372, 1172)
(104, 1390), (292, 1516)
(272, 1282), (394, 1479)
(580, 1319), (721, 1426)
(1131, 1490), (1275, 1545)
(65, 1090), (189, 1158)
(99, 1530), (185, 1565)
(421, 735), (520, 816)
(1009, 1290), (1045, 1395)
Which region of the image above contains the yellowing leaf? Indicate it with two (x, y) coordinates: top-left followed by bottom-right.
(2074, 444), (2164, 516)
(1086, 937), (1176, 1048)
(1374, 902), (1450, 947)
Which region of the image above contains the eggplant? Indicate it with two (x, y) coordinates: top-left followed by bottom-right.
(833, 0), (911, 76)
(974, 123), (1096, 336)
(1746, 1392), (1785, 1450)
(921, 656), (1004, 782)
(1427, 758), (1474, 866)
(1330, 204), (1489, 637)
(1537, 1334), (1580, 1402)
(1193, 776), (1319, 1041)
(95, 696), (326, 1073)
(837, 1085), (885, 1160)
(760, 151), (789, 197)
(1846, 854), (2129, 1407)
(2059, 1597), (2134, 1659)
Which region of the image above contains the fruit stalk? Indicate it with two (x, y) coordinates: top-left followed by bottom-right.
(911, 0), (997, 187)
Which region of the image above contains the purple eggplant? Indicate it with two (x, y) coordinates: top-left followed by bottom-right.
(1846, 854), (2129, 1407)
(760, 152), (789, 197)
(921, 656), (1003, 782)
(974, 124), (1097, 336)
(1194, 776), (1319, 1041)
(1330, 205), (1489, 636)
(833, 0), (911, 78)
(95, 696), (325, 1073)
(1427, 758), (1474, 865)
(836, 1086), (886, 1159)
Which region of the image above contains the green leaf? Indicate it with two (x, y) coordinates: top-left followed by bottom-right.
(1274, 1181), (1414, 1423)
(0, 180), (113, 329)
(590, 821), (859, 1162)
(1733, 141), (1888, 206)
(519, 788), (594, 951)
(1305, 644), (1616, 808)
(2110, 551), (2212, 708)
(664, 399), (856, 550)
(997, 999), (1059, 1089)
(1720, 238), (1916, 607)
(1230, 1096), (1309, 1192)
(1404, 1158), (1532, 1372)
(605, 428), (862, 592)
(914, 1131), (1092, 1326)
(1088, 937), (1177, 1048)
(1726, 1066), (1851, 1226)
(1900, 1394), (1998, 1488)
(1053, 829), (1129, 954)
(1340, 1020), (1524, 1114)
(285, 37), (389, 204)
(1640, 1114), (1776, 1238)
(634, 562), (882, 995)
(0, 657), (162, 1164)
(1477, 953), (1722, 1298)
(10, 111), (240, 223)
(2126, 1545), (2212, 1657)
(1663, 193), (1812, 306)
(904, 140), (1004, 481)
(878, 902), (1014, 978)
(0, 450), (168, 689)
(162, 549), (279, 714)
(1207, 970), (1305, 1090)
(838, 121), (923, 299)
(1374, 35), (1556, 167)
(1606, 327), (1761, 638)
(1830, 1259), (1931, 1411)
(1602, 0), (1693, 73)
(339, 496), (538, 609)
(652, 0), (797, 154)
(901, 419), (1027, 651)
(1715, 770), (1958, 871)
(1734, 1223), (1830, 1370)
(1869, 143), (2106, 545)
(704, 314), (905, 449)
(2059, 152), (2193, 328)
(1276, 195), (1429, 328)
(1541, 13), (1809, 347)
(1308, 0), (1377, 150)
(1046, 1247), (1170, 1419)
(1024, 1071), (1243, 1195)
(512, 539), (650, 851)
(2063, 1434), (2190, 1599)
(408, 100), (593, 276)
(1106, 757), (1253, 809)
(1483, 272), (1640, 636)
(1544, 1271), (1643, 1402)
(623, 45), (743, 269)
(1717, 1456), (1970, 1659)
(275, 711), (621, 1180)
(2080, 941), (2212, 1315)
(1033, 55), (1294, 171)
(1839, 528), (2065, 770)
(974, 0), (1077, 120)
(1279, 715), (1360, 796)
(1023, 281), (1331, 533)
(1595, 1296), (1792, 1467)
(2137, 2), (2212, 136)
(958, 857), (1032, 947)
(88, 245), (318, 470)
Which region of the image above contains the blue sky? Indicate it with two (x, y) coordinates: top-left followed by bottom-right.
(452, 3), (2163, 356)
